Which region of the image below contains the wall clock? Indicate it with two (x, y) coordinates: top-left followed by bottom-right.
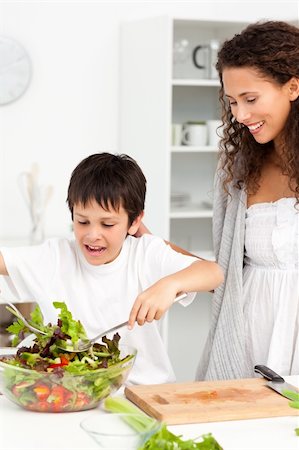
(0, 35), (32, 105)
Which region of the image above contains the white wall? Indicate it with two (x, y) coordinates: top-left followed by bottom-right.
(0, 0), (298, 239)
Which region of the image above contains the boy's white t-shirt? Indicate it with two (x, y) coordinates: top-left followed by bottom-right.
(1, 234), (198, 385)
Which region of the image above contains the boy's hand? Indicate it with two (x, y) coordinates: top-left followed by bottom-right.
(128, 281), (179, 328)
(128, 259), (224, 328)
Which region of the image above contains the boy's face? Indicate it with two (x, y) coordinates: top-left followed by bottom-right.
(73, 199), (143, 266)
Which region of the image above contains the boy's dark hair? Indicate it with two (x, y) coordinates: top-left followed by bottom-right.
(67, 153), (146, 225)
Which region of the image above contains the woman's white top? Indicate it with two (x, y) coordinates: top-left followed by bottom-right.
(243, 197), (299, 375)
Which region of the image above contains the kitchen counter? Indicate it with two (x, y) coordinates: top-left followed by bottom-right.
(0, 377), (298, 450)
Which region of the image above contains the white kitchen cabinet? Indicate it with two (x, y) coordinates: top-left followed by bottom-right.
(119, 16), (247, 380)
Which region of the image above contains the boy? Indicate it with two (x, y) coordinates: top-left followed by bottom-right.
(0, 153), (223, 385)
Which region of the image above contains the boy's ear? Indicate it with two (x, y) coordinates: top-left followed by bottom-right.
(128, 211), (144, 236)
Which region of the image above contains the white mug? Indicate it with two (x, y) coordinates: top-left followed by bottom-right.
(182, 123), (207, 146)
(207, 120), (223, 147)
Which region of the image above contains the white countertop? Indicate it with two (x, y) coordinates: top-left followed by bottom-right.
(0, 377), (299, 450)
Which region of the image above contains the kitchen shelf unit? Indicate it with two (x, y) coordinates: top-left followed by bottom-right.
(119, 16), (247, 380)
(119, 16), (247, 255)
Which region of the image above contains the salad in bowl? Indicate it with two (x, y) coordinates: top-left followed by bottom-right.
(0, 302), (136, 412)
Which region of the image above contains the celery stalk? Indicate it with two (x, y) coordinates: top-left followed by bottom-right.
(103, 396), (159, 433)
(282, 391), (299, 436)
(103, 396), (224, 449)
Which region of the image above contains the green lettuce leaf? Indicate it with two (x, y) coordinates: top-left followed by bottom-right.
(53, 301), (87, 343)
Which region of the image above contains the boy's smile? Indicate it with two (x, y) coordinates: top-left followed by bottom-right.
(73, 199), (141, 266)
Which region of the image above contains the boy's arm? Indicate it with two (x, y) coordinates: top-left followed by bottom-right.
(0, 252), (8, 276)
(128, 259), (223, 328)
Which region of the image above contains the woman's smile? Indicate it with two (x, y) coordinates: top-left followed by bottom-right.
(246, 121), (265, 134)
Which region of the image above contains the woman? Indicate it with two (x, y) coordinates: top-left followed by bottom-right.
(196, 20), (299, 380)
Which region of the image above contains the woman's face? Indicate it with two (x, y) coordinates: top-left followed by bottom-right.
(222, 67), (293, 146)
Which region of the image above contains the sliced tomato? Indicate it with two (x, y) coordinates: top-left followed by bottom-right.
(74, 392), (90, 408)
(30, 401), (50, 412)
(48, 355), (69, 368)
(47, 385), (73, 410)
(33, 384), (50, 401)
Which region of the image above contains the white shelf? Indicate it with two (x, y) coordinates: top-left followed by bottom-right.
(170, 207), (213, 219)
(171, 145), (218, 153)
(172, 78), (220, 87)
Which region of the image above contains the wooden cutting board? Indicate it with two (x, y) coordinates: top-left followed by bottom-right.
(125, 378), (299, 424)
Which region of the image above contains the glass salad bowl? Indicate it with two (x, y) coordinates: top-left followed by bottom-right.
(0, 301), (137, 413)
(0, 344), (136, 413)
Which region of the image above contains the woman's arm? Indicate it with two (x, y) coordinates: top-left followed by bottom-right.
(133, 221), (151, 237)
(164, 240), (206, 259)
(135, 221), (207, 260)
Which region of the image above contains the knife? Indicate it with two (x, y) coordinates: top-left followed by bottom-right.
(254, 365), (299, 400)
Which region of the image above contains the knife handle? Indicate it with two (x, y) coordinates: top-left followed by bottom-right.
(254, 365), (284, 382)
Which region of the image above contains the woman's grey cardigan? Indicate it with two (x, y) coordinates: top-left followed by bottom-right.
(196, 170), (254, 380)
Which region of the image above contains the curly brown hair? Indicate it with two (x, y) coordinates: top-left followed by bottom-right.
(216, 20), (299, 196)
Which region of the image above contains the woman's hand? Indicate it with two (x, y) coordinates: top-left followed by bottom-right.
(133, 221), (151, 238)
